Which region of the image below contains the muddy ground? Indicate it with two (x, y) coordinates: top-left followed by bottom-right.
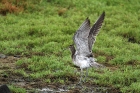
(0, 55), (120, 93)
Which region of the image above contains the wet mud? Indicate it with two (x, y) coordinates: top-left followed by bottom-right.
(0, 55), (120, 93)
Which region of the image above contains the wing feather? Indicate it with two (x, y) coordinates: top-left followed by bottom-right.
(73, 18), (91, 55)
(88, 12), (105, 52)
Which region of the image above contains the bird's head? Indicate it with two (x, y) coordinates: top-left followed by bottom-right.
(68, 44), (75, 53)
(69, 44), (74, 48)
(68, 44), (76, 58)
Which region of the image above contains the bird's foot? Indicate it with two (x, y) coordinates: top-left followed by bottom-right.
(76, 82), (83, 88)
(77, 81), (82, 85)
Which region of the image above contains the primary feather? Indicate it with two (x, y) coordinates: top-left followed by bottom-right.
(88, 12), (105, 52)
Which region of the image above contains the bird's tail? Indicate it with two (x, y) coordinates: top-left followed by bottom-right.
(91, 62), (104, 69)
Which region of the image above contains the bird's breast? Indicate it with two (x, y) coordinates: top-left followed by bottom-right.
(74, 55), (91, 69)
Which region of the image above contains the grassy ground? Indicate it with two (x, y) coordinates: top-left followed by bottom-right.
(0, 0), (140, 93)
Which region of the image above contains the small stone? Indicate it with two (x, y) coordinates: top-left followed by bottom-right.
(0, 54), (7, 58)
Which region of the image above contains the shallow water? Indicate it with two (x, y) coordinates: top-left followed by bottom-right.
(37, 84), (111, 93)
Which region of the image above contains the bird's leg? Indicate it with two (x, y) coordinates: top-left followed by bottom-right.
(78, 68), (83, 85)
(83, 68), (88, 82)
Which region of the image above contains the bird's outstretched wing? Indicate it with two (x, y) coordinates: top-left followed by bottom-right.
(73, 18), (91, 56)
(88, 12), (105, 52)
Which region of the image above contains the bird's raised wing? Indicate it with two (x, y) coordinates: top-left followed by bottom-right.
(88, 12), (105, 52)
(73, 18), (91, 56)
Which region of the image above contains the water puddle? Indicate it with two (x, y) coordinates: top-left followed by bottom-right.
(37, 84), (112, 93)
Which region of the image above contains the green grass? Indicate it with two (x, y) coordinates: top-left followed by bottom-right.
(9, 85), (26, 93)
(0, 0), (140, 92)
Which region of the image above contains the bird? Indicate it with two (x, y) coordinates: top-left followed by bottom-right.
(69, 12), (105, 84)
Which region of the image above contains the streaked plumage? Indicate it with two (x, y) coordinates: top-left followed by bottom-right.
(69, 12), (105, 84)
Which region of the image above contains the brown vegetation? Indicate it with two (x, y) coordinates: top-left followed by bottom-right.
(0, 0), (24, 15)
